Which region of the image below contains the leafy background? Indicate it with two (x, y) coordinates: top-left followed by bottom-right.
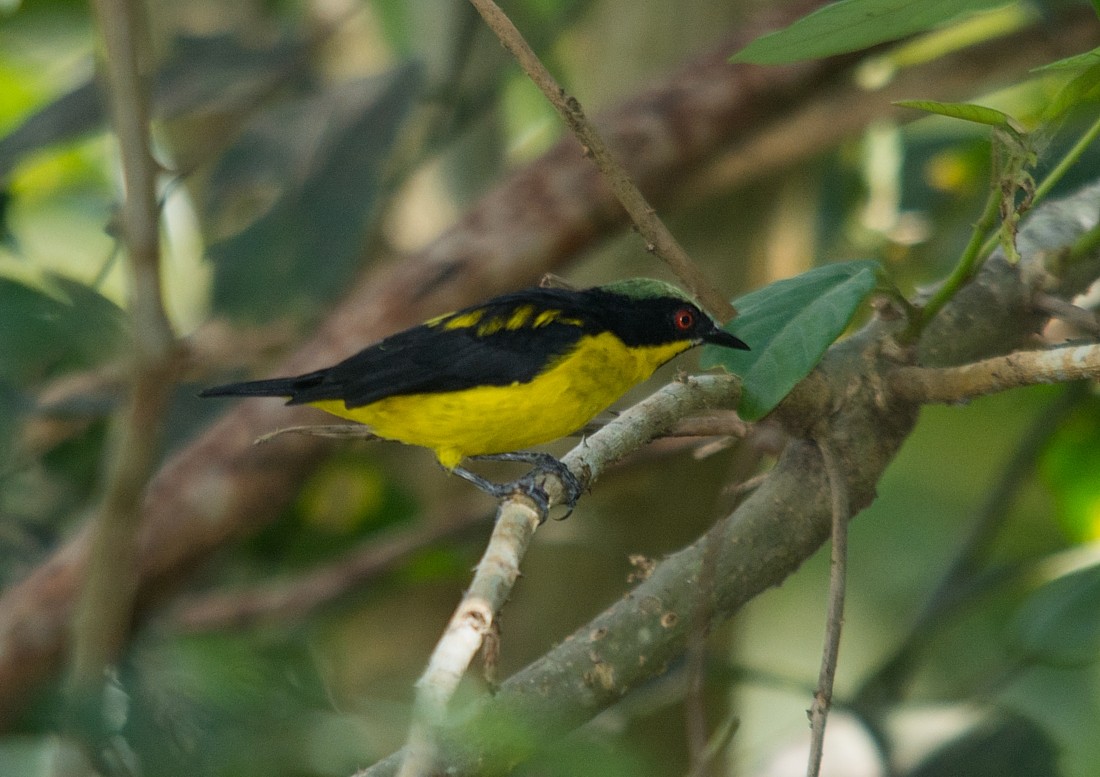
(2, 0), (1100, 776)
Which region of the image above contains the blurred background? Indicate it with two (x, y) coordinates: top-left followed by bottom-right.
(1, 0), (1100, 775)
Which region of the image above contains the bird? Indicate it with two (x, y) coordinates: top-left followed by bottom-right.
(200, 278), (749, 515)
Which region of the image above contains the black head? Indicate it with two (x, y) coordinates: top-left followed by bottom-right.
(588, 280), (749, 351)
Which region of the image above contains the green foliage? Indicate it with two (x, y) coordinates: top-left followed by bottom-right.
(1040, 395), (1100, 542)
(1042, 61), (1100, 124)
(730, 0), (1012, 65)
(244, 452), (419, 572)
(208, 64), (422, 322)
(894, 100), (1025, 132)
(701, 260), (881, 421)
(1034, 46), (1100, 72)
(907, 715), (1061, 777)
(1009, 564), (1100, 668)
(0, 273), (126, 385)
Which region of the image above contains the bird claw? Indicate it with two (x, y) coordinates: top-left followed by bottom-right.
(512, 463), (582, 522)
(459, 452), (584, 523)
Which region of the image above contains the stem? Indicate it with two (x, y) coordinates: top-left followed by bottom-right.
(1033, 113), (1100, 207)
(466, 0), (736, 322)
(806, 440), (850, 777)
(66, 0), (178, 757)
(905, 186), (1001, 340)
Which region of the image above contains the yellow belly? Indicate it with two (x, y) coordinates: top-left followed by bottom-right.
(309, 332), (692, 469)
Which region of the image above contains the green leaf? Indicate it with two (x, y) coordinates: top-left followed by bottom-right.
(730, 0), (1012, 65)
(1039, 395), (1100, 542)
(208, 63), (421, 321)
(907, 715), (1060, 777)
(1041, 61), (1100, 123)
(1008, 563), (1100, 667)
(894, 99), (1023, 132)
(700, 260), (881, 421)
(0, 273), (127, 385)
(1031, 46), (1100, 73)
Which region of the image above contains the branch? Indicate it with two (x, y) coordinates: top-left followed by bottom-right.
(67, 0), (178, 740)
(889, 343), (1100, 403)
(807, 439), (850, 777)
(468, 0), (734, 321)
(396, 500), (543, 777)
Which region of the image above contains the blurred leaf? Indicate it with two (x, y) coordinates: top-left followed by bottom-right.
(907, 714), (1060, 777)
(125, 635), (337, 777)
(0, 33), (307, 183)
(154, 34), (308, 121)
(730, 0), (1012, 65)
(1039, 394), (1100, 542)
(1041, 61), (1100, 123)
(208, 63), (422, 321)
(247, 453), (416, 571)
(701, 260), (881, 421)
(0, 737), (51, 777)
(895, 100), (1024, 133)
(0, 82), (102, 183)
(1008, 563), (1100, 667)
(0, 273), (127, 385)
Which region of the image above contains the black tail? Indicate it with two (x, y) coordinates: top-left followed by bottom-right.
(198, 370), (326, 401)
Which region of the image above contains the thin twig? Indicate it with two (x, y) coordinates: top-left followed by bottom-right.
(466, 0), (735, 322)
(888, 343), (1100, 403)
(807, 440), (850, 777)
(685, 527), (723, 777)
(1032, 293), (1100, 336)
(906, 186), (1002, 339)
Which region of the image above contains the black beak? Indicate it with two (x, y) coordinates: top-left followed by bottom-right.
(702, 325), (750, 351)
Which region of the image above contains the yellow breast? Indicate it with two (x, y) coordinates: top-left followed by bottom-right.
(309, 332), (693, 469)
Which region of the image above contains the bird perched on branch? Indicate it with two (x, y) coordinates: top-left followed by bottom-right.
(200, 278), (748, 514)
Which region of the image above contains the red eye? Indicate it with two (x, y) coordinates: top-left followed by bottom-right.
(673, 307), (696, 332)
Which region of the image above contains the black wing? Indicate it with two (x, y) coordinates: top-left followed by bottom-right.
(201, 287), (598, 407)
(310, 320), (585, 407)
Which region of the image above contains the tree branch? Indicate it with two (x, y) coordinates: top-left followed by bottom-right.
(67, 0), (178, 746)
(468, 0), (735, 321)
(889, 343), (1100, 403)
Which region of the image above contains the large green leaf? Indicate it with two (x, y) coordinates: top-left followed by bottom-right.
(1008, 563), (1100, 667)
(731, 0), (1013, 65)
(701, 261), (881, 421)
